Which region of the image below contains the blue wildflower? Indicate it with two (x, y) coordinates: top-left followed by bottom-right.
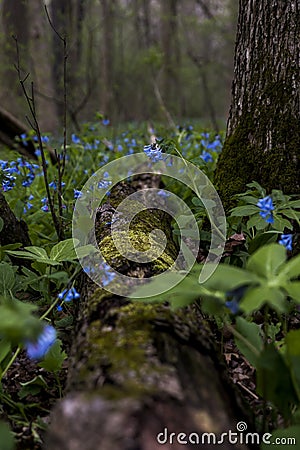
(74, 189), (83, 199)
(98, 180), (112, 189)
(200, 150), (213, 163)
(71, 134), (81, 144)
(257, 196), (274, 224)
(58, 287), (80, 302)
(278, 234), (293, 251)
(144, 143), (165, 163)
(57, 304), (63, 312)
(102, 118), (110, 126)
(20, 133), (28, 146)
(225, 285), (248, 314)
(25, 325), (56, 360)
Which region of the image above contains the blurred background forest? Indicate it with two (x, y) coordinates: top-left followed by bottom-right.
(0, 0), (238, 135)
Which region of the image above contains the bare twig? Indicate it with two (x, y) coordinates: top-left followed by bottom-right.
(44, 5), (68, 225)
(13, 35), (63, 239)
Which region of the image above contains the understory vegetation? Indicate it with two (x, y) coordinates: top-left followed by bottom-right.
(1, 120), (300, 448)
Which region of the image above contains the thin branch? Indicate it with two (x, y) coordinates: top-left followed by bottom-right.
(44, 5), (68, 224)
(13, 35), (63, 239)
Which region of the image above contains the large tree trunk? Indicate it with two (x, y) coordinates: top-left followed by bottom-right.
(46, 175), (253, 450)
(214, 0), (300, 209)
(100, 0), (116, 118)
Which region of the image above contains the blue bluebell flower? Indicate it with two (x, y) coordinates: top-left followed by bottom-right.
(102, 118), (110, 126)
(144, 143), (165, 163)
(98, 180), (112, 189)
(71, 134), (81, 144)
(225, 285), (248, 314)
(74, 189), (83, 199)
(278, 234), (293, 251)
(200, 150), (213, 163)
(58, 287), (80, 302)
(25, 325), (56, 360)
(257, 196), (274, 224)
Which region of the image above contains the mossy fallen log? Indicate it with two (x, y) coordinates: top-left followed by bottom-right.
(46, 175), (253, 450)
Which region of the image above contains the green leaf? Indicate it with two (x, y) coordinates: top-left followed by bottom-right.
(0, 421), (15, 450)
(240, 286), (286, 314)
(234, 317), (263, 367)
(18, 375), (48, 399)
(0, 262), (15, 294)
(273, 215), (293, 231)
(247, 243), (286, 279)
(0, 217), (3, 233)
(248, 231), (278, 254)
(50, 238), (79, 262)
(230, 205), (259, 217)
(24, 246), (49, 259)
(203, 264), (260, 292)
(0, 339), (11, 365)
(257, 343), (297, 419)
(246, 214), (268, 230)
(38, 339), (66, 373)
(75, 244), (98, 259)
(278, 254), (300, 281)
(283, 282), (300, 303)
(286, 330), (300, 400)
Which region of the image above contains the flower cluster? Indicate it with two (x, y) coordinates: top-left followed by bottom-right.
(257, 195), (274, 224)
(1, 158), (39, 192)
(57, 287), (80, 311)
(278, 234), (293, 251)
(144, 143), (165, 163)
(25, 324), (56, 360)
(200, 150), (213, 163)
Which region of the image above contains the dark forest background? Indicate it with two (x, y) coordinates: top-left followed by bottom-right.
(0, 0), (238, 134)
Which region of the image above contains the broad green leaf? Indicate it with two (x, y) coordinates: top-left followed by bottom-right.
(230, 205), (259, 216)
(0, 262), (15, 294)
(50, 238), (79, 262)
(283, 282), (300, 303)
(278, 254), (300, 281)
(257, 344), (297, 419)
(38, 339), (66, 372)
(248, 231), (278, 254)
(24, 246), (49, 259)
(286, 330), (300, 399)
(240, 286), (286, 314)
(247, 243), (286, 279)
(75, 244), (99, 259)
(202, 264), (260, 292)
(18, 375), (48, 399)
(246, 214), (267, 230)
(0, 339), (11, 365)
(273, 216), (293, 231)
(0, 421), (15, 450)
(234, 317), (263, 367)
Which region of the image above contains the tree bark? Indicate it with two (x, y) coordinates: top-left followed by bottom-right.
(46, 176), (253, 450)
(100, 0), (116, 118)
(214, 0), (300, 209)
(0, 192), (31, 247)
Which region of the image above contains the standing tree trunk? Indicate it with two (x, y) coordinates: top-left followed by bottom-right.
(160, 0), (180, 116)
(46, 176), (253, 450)
(27, 0), (59, 134)
(214, 0), (300, 209)
(100, 0), (116, 118)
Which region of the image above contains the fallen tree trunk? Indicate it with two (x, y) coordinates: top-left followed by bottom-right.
(46, 176), (254, 450)
(0, 106), (57, 163)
